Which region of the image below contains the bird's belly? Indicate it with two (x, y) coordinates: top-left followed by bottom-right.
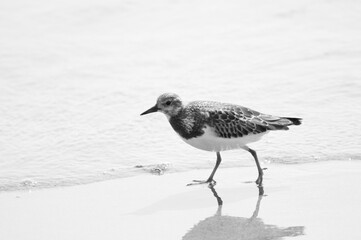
(181, 127), (268, 152)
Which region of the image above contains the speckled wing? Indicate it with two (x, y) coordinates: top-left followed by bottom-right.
(204, 104), (296, 139)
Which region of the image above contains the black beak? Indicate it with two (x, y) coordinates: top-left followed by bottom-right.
(140, 105), (159, 116)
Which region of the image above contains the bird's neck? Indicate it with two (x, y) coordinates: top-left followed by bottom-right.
(168, 109), (205, 140)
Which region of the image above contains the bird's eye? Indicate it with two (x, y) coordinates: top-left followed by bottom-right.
(165, 101), (172, 106)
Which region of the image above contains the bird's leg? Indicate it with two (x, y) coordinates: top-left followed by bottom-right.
(245, 147), (263, 186)
(187, 152), (222, 186)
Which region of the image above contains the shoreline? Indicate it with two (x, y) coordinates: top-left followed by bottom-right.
(0, 161), (360, 239)
(0, 158), (349, 194)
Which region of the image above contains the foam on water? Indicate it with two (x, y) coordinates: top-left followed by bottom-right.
(1, 0), (361, 191)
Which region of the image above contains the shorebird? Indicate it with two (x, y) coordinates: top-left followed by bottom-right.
(141, 93), (301, 186)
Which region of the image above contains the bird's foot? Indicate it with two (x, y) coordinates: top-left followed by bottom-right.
(186, 179), (216, 187)
(256, 168), (266, 186)
(255, 176), (263, 186)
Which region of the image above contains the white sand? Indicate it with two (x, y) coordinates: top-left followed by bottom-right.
(0, 161), (360, 240)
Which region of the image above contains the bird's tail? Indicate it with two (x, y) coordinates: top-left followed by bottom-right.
(284, 117), (302, 126)
(262, 116), (302, 130)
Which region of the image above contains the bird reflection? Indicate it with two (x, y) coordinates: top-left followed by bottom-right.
(183, 186), (304, 240)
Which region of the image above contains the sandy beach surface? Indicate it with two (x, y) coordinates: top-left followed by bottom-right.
(0, 161), (360, 240)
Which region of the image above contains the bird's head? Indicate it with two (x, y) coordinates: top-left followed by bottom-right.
(141, 93), (183, 118)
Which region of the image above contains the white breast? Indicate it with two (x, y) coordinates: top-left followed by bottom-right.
(181, 125), (268, 152)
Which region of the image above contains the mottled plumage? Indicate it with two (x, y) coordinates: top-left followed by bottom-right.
(169, 100), (300, 140)
(141, 93), (302, 186)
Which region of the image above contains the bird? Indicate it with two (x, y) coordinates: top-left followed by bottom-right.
(140, 93), (301, 186)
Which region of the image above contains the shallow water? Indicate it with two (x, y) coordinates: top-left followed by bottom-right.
(1, 0), (361, 191)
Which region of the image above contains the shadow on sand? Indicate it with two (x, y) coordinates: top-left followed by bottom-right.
(182, 185), (304, 240)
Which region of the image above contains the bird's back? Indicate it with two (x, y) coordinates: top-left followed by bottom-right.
(186, 100), (301, 136)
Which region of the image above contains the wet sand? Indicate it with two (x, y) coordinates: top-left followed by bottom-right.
(0, 161), (360, 240)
